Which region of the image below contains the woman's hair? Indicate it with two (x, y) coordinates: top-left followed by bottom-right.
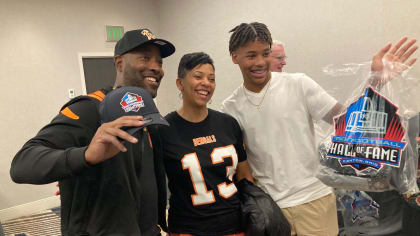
(178, 52), (215, 79)
(228, 22), (272, 55)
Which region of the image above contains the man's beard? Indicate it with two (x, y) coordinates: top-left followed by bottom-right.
(122, 68), (146, 88)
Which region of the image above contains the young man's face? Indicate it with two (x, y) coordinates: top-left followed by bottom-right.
(270, 44), (286, 72)
(231, 40), (271, 92)
(120, 44), (164, 98)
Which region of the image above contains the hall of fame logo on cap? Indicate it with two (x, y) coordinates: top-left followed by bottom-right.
(327, 86), (407, 171)
(120, 92), (145, 112)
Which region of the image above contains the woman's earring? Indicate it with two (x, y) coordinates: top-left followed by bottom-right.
(178, 92), (183, 99)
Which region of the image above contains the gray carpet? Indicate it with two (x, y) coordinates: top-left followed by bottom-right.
(1, 208), (61, 236)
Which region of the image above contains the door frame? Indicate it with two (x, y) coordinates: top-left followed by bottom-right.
(78, 52), (114, 95)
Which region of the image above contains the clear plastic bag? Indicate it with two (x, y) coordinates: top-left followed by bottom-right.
(317, 61), (419, 194)
(336, 189), (380, 231)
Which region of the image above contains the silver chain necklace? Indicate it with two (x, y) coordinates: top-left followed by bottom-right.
(242, 79), (272, 109)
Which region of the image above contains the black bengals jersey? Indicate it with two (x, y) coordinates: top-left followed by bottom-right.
(158, 109), (247, 235)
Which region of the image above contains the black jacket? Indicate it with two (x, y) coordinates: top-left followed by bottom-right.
(236, 179), (290, 236)
(10, 90), (167, 236)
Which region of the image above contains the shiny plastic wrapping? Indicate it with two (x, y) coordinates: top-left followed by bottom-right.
(316, 61), (419, 194)
(336, 190), (380, 231)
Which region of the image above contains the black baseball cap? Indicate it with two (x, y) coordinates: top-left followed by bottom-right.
(114, 28), (175, 57)
(99, 86), (169, 135)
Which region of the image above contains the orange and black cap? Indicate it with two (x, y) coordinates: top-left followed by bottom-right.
(114, 28), (175, 58)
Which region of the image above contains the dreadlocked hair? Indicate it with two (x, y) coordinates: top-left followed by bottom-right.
(228, 22), (272, 55)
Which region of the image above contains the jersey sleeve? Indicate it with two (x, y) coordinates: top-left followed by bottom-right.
(10, 99), (100, 184)
(300, 74), (337, 121)
(231, 117), (247, 163)
(148, 126), (169, 232)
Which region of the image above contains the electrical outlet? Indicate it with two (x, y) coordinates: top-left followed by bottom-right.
(68, 89), (75, 99)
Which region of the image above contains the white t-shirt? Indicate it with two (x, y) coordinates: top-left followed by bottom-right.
(221, 72), (337, 208)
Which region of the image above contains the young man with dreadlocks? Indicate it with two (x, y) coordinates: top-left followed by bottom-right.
(221, 22), (417, 235)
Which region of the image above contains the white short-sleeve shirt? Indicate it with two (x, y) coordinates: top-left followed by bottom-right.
(221, 72), (337, 208)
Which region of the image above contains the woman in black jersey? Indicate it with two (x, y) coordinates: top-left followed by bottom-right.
(157, 52), (254, 236)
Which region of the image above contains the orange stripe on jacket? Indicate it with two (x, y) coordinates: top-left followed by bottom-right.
(61, 90), (105, 120)
(87, 90), (105, 101)
(61, 107), (80, 120)
(148, 132), (153, 149)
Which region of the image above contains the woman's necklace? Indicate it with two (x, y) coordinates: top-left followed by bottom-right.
(242, 78), (272, 109)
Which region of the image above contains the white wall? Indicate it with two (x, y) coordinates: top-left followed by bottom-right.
(156, 0), (420, 115)
(0, 0), (159, 210)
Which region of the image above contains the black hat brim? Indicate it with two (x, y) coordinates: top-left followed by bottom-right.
(126, 112), (169, 135)
(148, 39), (176, 58)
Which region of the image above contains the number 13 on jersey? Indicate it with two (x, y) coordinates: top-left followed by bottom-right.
(181, 145), (238, 206)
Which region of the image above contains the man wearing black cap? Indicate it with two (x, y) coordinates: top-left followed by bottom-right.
(10, 28), (175, 236)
